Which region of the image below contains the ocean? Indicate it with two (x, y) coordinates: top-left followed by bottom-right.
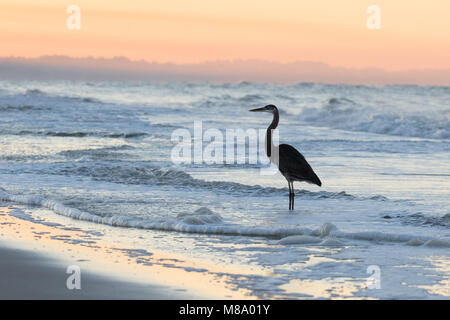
(0, 80), (449, 298)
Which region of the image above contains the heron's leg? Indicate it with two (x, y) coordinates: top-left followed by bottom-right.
(292, 183), (295, 210)
(287, 181), (292, 210)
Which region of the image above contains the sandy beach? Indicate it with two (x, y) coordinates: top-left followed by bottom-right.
(0, 244), (189, 300)
(0, 205), (256, 299)
(0, 205), (191, 300)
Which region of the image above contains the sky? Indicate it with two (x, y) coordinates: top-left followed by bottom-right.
(1, 0), (450, 72)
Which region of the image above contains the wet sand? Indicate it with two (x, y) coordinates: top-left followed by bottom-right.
(0, 243), (188, 299)
(0, 205), (255, 299)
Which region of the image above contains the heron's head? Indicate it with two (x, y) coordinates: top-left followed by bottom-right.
(249, 104), (277, 113)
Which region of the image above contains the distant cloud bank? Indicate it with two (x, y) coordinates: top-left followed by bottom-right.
(0, 56), (449, 85)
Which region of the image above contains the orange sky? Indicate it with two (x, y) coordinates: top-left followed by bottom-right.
(1, 0), (450, 71)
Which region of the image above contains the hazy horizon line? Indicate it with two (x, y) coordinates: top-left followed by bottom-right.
(4, 54), (449, 71)
(1, 55), (449, 86)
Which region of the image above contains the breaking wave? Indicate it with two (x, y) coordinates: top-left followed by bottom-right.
(298, 98), (450, 140)
(401, 212), (450, 228)
(57, 145), (135, 161)
(0, 88), (102, 112)
(0, 189), (447, 247)
(24, 88), (100, 103)
(51, 162), (386, 200)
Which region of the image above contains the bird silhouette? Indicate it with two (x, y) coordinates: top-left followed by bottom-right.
(250, 104), (322, 210)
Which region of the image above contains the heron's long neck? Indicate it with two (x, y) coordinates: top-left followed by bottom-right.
(266, 110), (279, 158)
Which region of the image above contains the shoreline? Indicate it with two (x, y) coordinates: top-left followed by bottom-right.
(0, 205), (255, 300)
(0, 242), (189, 300)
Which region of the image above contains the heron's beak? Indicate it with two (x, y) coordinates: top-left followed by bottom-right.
(249, 107), (266, 112)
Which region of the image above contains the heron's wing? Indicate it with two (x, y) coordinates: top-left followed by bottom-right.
(278, 144), (322, 186)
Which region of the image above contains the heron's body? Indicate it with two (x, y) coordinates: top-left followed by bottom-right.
(278, 144), (322, 186)
(250, 104), (321, 210)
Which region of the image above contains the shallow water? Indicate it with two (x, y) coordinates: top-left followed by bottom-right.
(0, 80), (449, 298)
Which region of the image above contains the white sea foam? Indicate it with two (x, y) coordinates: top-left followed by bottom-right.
(1, 189), (448, 247)
(278, 235), (322, 245)
(0, 189), (313, 237)
(423, 239), (450, 247)
(320, 237), (344, 246)
(177, 207), (223, 225)
(405, 239), (425, 246)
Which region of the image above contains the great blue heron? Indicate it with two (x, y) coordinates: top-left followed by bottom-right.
(250, 104), (322, 210)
